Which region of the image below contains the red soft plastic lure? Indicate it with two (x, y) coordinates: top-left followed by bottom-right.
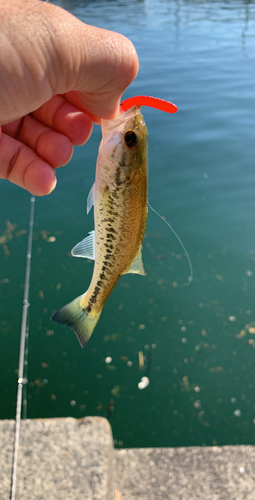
(120, 95), (178, 113)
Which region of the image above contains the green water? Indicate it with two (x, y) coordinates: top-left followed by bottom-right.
(1, 0), (255, 448)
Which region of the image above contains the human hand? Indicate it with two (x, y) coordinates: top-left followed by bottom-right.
(0, 0), (138, 196)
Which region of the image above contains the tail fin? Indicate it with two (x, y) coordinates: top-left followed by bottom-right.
(51, 294), (101, 348)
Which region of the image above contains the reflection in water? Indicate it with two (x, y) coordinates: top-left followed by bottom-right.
(53, 0), (255, 48)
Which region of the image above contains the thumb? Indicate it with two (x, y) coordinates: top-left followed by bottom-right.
(0, 0), (139, 124)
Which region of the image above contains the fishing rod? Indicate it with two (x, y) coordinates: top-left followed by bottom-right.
(10, 196), (35, 500)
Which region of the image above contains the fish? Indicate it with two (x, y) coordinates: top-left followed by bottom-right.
(51, 105), (148, 347)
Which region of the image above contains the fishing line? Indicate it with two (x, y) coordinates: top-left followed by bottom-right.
(10, 195), (35, 500)
(148, 201), (193, 287)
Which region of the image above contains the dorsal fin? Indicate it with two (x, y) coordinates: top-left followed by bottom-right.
(87, 183), (95, 214)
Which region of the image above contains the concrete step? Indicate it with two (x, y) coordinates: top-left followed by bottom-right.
(1, 417), (255, 500)
(115, 446), (255, 500)
(0, 417), (114, 500)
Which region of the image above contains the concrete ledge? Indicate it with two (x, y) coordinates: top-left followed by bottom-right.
(0, 417), (114, 500)
(1, 417), (255, 500)
(115, 446), (255, 500)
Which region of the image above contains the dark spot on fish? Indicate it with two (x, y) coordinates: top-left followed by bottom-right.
(110, 144), (118, 160)
(106, 233), (116, 241)
(119, 150), (128, 167)
(89, 285), (101, 304)
(115, 167), (124, 186)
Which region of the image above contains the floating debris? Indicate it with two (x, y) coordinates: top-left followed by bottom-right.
(107, 399), (114, 421)
(70, 400), (76, 407)
(233, 409), (241, 417)
(120, 356), (129, 362)
(235, 330), (246, 339)
(127, 361), (133, 367)
(111, 385), (121, 396)
(46, 330), (54, 336)
(139, 324), (146, 330)
(138, 376), (150, 390)
(229, 316), (237, 322)
(209, 366), (223, 373)
(182, 376), (190, 390)
(0, 220), (17, 255)
(39, 290), (44, 300)
(0, 278), (9, 284)
(47, 236), (56, 243)
(16, 229), (27, 237)
(138, 351), (144, 369)
(106, 365), (116, 371)
(215, 274), (224, 281)
(41, 362), (49, 369)
(194, 400), (201, 409)
(105, 356), (112, 364)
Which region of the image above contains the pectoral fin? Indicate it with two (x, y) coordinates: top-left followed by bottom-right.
(123, 247), (146, 276)
(71, 230), (95, 259)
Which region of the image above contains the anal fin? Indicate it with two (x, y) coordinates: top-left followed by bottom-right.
(123, 247), (146, 276)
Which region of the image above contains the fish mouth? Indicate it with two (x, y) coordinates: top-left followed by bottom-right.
(101, 106), (142, 134)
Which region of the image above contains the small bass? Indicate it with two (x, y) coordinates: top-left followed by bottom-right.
(51, 105), (148, 347)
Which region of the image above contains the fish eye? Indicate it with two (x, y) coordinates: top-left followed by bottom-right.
(124, 130), (138, 148)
